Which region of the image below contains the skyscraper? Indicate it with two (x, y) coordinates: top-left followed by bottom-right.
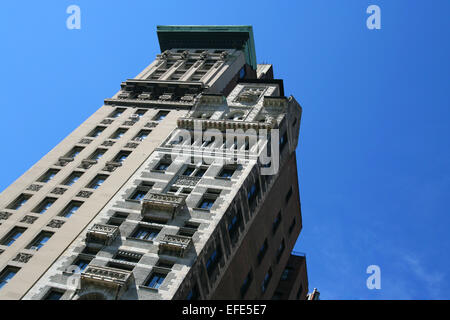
(0, 26), (308, 300)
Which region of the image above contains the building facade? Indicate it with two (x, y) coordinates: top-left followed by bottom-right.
(0, 26), (308, 300)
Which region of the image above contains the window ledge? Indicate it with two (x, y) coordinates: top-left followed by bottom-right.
(138, 285), (159, 292)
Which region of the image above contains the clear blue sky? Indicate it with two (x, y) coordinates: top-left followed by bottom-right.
(1, 1), (449, 300)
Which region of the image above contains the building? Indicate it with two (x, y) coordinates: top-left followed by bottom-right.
(0, 25), (308, 300)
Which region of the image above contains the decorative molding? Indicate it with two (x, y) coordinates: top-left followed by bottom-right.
(145, 122), (158, 128)
(86, 224), (120, 246)
(26, 184), (43, 192)
(47, 219), (65, 228)
(79, 159), (98, 169)
(20, 215), (38, 224)
(175, 175), (200, 187)
(79, 138), (93, 145)
(101, 119), (114, 125)
(102, 140), (116, 147)
(0, 211), (12, 220)
(57, 157), (74, 167)
(77, 190), (93, 198)
(12, 253), (33, 263)
(122, 120), (136, 126)
(80, 265), (133, 290)
(177, 118), (276, 132)
(51, 187), (67, 195)
(142, 192), (186, 221)
(125, 142), (139, 149)
(159, 234), (193, 257)
(104, 161), (122, 172)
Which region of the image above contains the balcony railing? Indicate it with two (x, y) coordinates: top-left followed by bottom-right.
(86, 224), (120, 246)
(80, 265), (133, 289)
(158, 234), (192, 258)
(141, 192), (186, 221)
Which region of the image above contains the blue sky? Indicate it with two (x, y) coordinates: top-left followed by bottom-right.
(0, 1), (449, 299)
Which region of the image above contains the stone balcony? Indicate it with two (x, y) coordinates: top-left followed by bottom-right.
(80, 265), (133, 291)
(141, 192), (186, 221)
(86, 224), (120, 246)
(158, 234), (193, 258)
(176, 117), (276, 132)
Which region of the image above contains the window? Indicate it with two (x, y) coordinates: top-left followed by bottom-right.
(66, 147), (84, 158)
(261, 268), (272, 293)
(272, 212), (282, 234)
(88, 126), (106, 138)
(154, 159), (172, 172)
(198, 198), (215, 210)
(240, 270), (253, 298)
(87, 175), (108, 189)
(8, 194), (31, 210)
(109, 108), (125, 118)
(239, 66), (246, 79)
(107, 212), (129, 227)
(153, 110), (169, 121)
(110, 128), (128, 139)
(205, 249), (221, 276)
(114, 251), (142, 263)
(218, 167), (235, 179)
(129, 189), (147, 201)
(228, 212), (241, 242)
(280, 132), (288, 151)
(247, 182), (259, 207)
(276, 239), (285, 262)
(27, 231), (54, 251)
(285, 187), (293, 203)
(296, 284), (304, 299)
(257, 239), (268, 264)
(281, 267), (292, 281)
(59, 201), (83, 218)
(113, 151), (131, 164)
(89, 148), (107, 161)
(38, 169), (59, 183)
(44, 289), (64, 300)
(182, 167), (195, 176)
(289, 218), (296, 234)
(177, 221), (200, 237)
(134, 130), (151, 141)
(0, 267), (20, 290)
(32, 197), (57, 214)
(195, 168), (206, 178)
(73, 257), (91, 272)
(145, 273), (166, 289)
(132, 226), (159, 241)
(156, 260), (174, 269)
(186, 285), (200, 300)
(63, 171), (83, 186)
(1, 227), (26, 246)
(134, 109), (147, 118)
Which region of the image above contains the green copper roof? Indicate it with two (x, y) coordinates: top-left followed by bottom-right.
(156, 25), (257, 70)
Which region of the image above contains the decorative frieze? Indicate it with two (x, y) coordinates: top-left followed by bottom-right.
(101, 119), (114, 125)
(122, 120), (136, 126)
(104, 161), (122, 172)
(159, 234), (193, 257)
(145, 122), (158, 128)
(79, 138), (93, 145)
(175, 175), (200, 187)
(51, 187), (67, 195)
(26, 184), (43, 192)
(80, 265), (134, 290)
(142, 192), (186, 221)
(12, 253), (33, 264)
(125, 142), (139, 149)
(47, 219), (65, 228)
(102, 140), (116, 147)
(79, 159), (98, 169)
(77, 190), (93, 198)
(57, 157), (74, 167)
(86, 224), (120, 246)
(20, 215), (38, 224)
(0, 212), (12, 221)
(177, 118), (275, 132)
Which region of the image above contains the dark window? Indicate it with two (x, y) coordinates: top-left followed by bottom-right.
(27, 231), (54, 251)
(281, 267), (292, 281)
(272, 292), (283, 300)
(186, 285), (200, 300)
(32, 197), (57, 214)
(66, 147), (84, 158)
(154, 159), (172, 172)
(132, 226), (159, 241)
(156, 260), (174, 269)
(89, 148), (107, 161)
(248, 182), (259, 207)
(114, 251), (142, 263)
(1, 227), (26, 246)
(195, 168), (206, 178)
(135, 109), (147, 118)
(218, 167), (235, 179)
(280, 132), (288, 151)
(296, 284), (304, 299)
(285, 187), (293, 203)
(154, 111), (169, 121)
(198, 197), (215, 210)
(145, 273), (166, 289)
(8, 194), (31, 210)
(134, 130), (151, 141)
(107, 212), (129, 226)
(44, 290), (64, 300)
(276, 239), (285, 262)
(59, 201), (83, 218)
(262, 268), (273, 293)
(240, 270), (253, 298)
(272, 212), (282, 234)
(257, 239), (268, 264)
(38, 169), (59, 183)
(183, 167), (195, 176)
(129, 189), (147, 201)
(87, 175), (108, 189)
(73, 258), (91, 272)
(114, 151), (131, 164)
(206, 249), (221, 276)
(239, 67), (246, 79)
(0, 267), (20, 289)
(289, 218), (296, 234)
(109, 108), (125, 118)
(63, 171), (83, 186)
(228, 212), (241, 243)
(110, 128), (128, 139)
(89, 126), (106, 138)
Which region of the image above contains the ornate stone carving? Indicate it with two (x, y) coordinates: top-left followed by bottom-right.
(47, 219), (65, 228)
(57, 157), (74, 167)
(79, 138), (93, 145)
(104, 161), (122, 172)
(158, 234), (193, 257)
(175, 175), (200, 187)
(101, 119), (114, 125)
(145, 122), (158, 128)
(177, 117), (274, 132)
(86, 224), (120, 246)
(0, 212), (12, 220)
(159, 93), (173, 101)
(101, 140), (116, 147)
(77, 190), (93, 198)
(122, 120), (136, 126)
(142, 192), (186, 221)
(51, 187), (67, 195)
(118, 91), (131, 99)
(26, 184), (43, 192)
(12, 253), (33, 263)
(80, 265), (134, 292)
(20, 215), (38, 224)
(137, 92), (152, 100)
(125, 142), (139, 149)
(79, 159), (98, 169)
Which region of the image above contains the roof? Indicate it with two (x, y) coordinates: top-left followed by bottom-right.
(156, 25), (257, 70)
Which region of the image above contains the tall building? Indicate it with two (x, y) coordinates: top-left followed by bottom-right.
(0, 26), (308, 300)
